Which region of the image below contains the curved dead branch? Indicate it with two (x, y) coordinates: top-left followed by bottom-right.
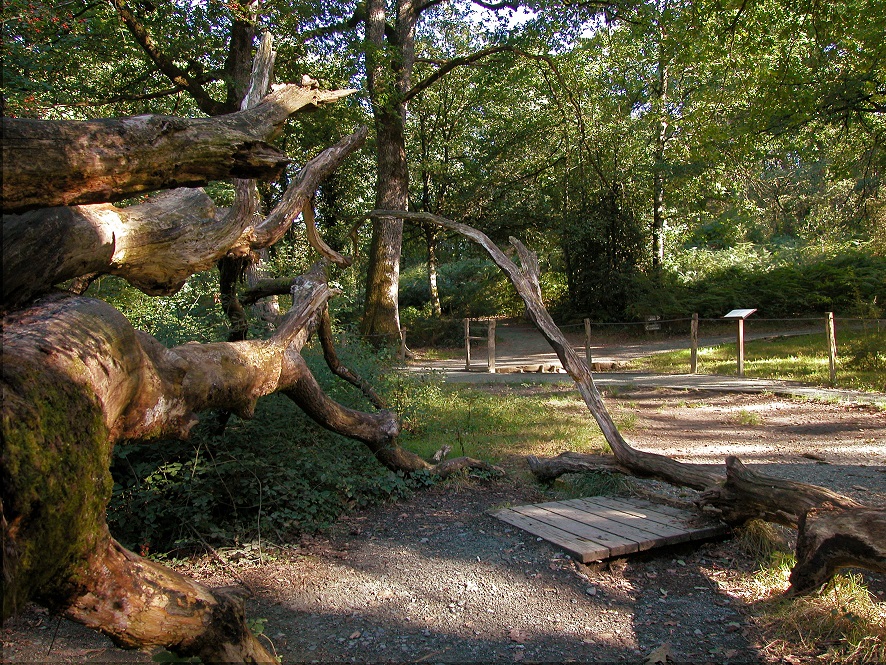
(303, 200), (353, 266)
(233, 126), (369, 254)
(318, 307), (387, 409)
(2, 84), (355, 213)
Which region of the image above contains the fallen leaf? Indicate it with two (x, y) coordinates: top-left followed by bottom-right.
(644, 642), (673, 664)
(348, 631), (361, 640)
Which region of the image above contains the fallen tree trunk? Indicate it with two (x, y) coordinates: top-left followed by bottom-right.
(373, 209), (885, 595)
(1, 84), (354, 213)
(0, 263), (387, 659)
(790, 507), (886, 595)
(2, 127), (368, 309)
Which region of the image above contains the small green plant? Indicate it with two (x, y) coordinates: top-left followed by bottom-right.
(615, 411), (639, 431)
(553, 471), (629, 499)
(732, 409), (763, 426)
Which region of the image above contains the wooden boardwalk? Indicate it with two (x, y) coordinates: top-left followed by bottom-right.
(492, 496), (729, 563)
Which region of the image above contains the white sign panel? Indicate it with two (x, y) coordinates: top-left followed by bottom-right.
(723, 308), (757, 319)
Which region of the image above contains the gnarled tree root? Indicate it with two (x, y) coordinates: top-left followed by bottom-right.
(64, 534), (275, 662)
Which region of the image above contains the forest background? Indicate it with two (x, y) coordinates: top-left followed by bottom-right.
(3, 0), (885, 551)
(6, 0), (885, 335)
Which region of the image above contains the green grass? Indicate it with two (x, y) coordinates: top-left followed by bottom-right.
(628, 329), (886, 392)
(739, 553), (886, 664)
(397, 384), (612, 473)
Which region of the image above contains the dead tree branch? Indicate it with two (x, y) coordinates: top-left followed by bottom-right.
(1, 84), (354, 212)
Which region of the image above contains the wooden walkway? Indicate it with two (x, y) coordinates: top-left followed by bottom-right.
(492, 496), (729, 563)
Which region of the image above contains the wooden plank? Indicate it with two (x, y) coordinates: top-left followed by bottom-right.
(493, 496), (730, 563)
(562, 498), (694, 542)
(529, 501), (671, 549)
(619, 497), (724, 526)
(509, 504), (643, 557)
(584, 497), (729, 540)
(581, 496), (698, 528)
(493, 508), (611, 563)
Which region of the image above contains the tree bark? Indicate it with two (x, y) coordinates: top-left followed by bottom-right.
(0, 263), (402, 658)
(360, 0), (417, 341)
(790, 507), (886, 595)
(2, 128), (368, 309)
(1, 84), (354, 213)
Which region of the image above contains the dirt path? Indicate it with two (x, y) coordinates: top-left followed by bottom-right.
(4, 389), (884, 663)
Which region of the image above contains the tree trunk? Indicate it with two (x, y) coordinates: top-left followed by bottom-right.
(651, 11), (669, 271)
(360, 0), (417, 341)
(0, 263), (403, 657)
(790, 507), (886, 595)
(426, 225), (443, 317)
(1, 84), (354, 213)
(2, 127), (368, 309)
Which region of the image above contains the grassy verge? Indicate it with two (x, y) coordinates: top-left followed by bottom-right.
(627, 329), (886, 392)
(397, 383), (617, 472)
(727, 522), (886, 664)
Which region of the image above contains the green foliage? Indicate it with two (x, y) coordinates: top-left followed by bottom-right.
(629, 248), (886, 320)
(109, 393), (413, 553)
(561, 189), (647, 321)
(86, 273), (229, 346)
(399, 257), (524, 319)
(108, 336), (437, 554)
(844, 329), (886, 373)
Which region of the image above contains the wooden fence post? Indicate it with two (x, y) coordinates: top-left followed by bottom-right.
(690, 313), (698, 374)
(584, 318), (592, 367)
(488, 319), (496, 373)
(826, 312), (837, 385)
(464, 318), (471, 371)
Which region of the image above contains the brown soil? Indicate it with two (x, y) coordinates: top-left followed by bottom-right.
(3, 389), (884, 664)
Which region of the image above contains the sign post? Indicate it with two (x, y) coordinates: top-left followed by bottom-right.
(723, 309), (757, 377)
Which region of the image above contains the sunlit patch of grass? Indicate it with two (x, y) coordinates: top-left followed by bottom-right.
(628, 330), (886, 392)
(728, 525), (886, 664)
(754, 572), (886, 664)
(398, 385), (609, 471)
